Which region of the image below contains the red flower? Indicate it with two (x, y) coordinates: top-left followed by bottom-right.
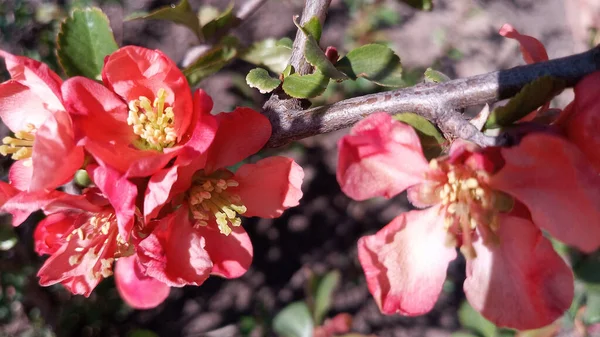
(338, 113), (600, 329)
(0, 51), (83, 191)
(34, 188), (139, 297)
(116, 105), (303, 307)
(62, 46), (217, 178)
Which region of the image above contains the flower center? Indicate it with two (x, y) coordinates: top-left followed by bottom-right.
(66, 211), (132, 281)
(188, 171), (247, 236)
(127, 88), (177, 151)
(425, 159), (510, 259)
(0, 123), (36, 160)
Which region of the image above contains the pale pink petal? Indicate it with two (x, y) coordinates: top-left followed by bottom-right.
(30, 110), (83, 191)
(233, 156), (304, 218)
(464, 214), (573, 330)
(499, 24), (549, 64)
(357, 205), (457, 315)
(8, 161), (32, 191)
(200, 225), (253, 278)
(115, 255), (170, 309)
(0, 81), (53, 131)
(337, 112), (429, 201)
(491, 133), (600, 252)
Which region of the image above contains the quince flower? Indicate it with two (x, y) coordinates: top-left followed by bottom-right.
(337, 113), (600, 329)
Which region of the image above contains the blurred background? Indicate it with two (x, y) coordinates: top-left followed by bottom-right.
(0, 0), (599, 336)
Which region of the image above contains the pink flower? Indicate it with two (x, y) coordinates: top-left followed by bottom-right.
(62, 46), (217, 178)
(116, 105), (304, 308)
(0, 51), (83, 192)
(338, 113), (600, 329)
(34, 188), (139, 297)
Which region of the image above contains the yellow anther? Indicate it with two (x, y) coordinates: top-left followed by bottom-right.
(0, 125), (37, 160)
(69, 254), (82, 266)
(128, 88), (176, 151)
(76, 228), (85, 241)
(465, 178), (479, 189)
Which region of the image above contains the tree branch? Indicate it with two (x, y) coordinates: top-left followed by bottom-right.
(289, 0), (333, 75)
(265, 45), (600, 147)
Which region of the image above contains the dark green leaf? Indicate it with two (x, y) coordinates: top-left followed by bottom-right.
(393, 113), (445, 160)
(282, 71), (329, 98)
(313, 271), (341, 324)
(336, 44), (403, 87)
(57, 7), (118, 79)
(246, 68), (281, 94)
(126, 0), (203, 40)
(240, 38), (292, 74)
(201, 3), (239, 40)
(293, 16), (346, 80)
(273, 302), (314, 337)
(457, 301), (497, 337)
(485, 76), (566, 129)
(183, 37), (238, 86)
(399, 0), (434, 11)
(128, 329), (159, 337)
(424, 67), (451, 83)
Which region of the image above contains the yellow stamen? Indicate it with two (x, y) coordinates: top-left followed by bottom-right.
(0, 124), (36, 160)
(127, 88), (177, 151)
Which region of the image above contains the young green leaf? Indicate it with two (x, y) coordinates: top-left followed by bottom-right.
(485, 76), (565, 129)
(457, 301), (497, 337)
(201, 3), (239, 40)
(424, 67), (451, 83)
(393, 113), (445, 159)
(57, 7), (118, 79)
(282, 71), (329, 98)
(246, 68), (281, 94)
(183, 37), (238, 86)
(126, 0), (203, 41)
(313, 270), (341, 325)
(273, 302), (314, 337)
(336, 44), (403, 87)
(293, 16), (347, 80)
(241, 38), (292, 74)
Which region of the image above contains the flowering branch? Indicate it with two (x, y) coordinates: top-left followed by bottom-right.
(265, 45), (600, 147)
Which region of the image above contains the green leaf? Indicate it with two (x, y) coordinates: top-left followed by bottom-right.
(313, 270), (341, 324)
(393, 113), (445, 160)
(424, 67), (451, 83)
(293, 16), (347, 80)
(485, 76), (566, 129)
(126, 0), (203, 41)
(277, 37), (294, 49)
(183, 37), (238, 86)
(246, 68), (281, 94)
(0, 223), (17, 251)
(585, 285), (600, 324)
(282, 71), (329, 98)
(451, 333), (480, 337)
(240, 38), (292, 74)
(273, 302), (314, 337)
(302, 16), (322, 42)
(201, 3), (239, 40)
(336, 44), (403, 87)
(457, 301), (497, 337)
(398, 0), (434, 11)
(57, 7), (118, 79)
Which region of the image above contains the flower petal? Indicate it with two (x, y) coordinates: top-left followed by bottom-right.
(137, 207), (212, 287)
(8, 160), (32, 191)
(200, 225), (253, 278)
(205, 107), (271, 172)
(30, 110), (83, 191)
(464, 214), (573, 330)
(499, 24), (549, 64)
(566, 72), (600, 172)
(0, 50), (63, 112)
(0, 81), (54, 131)
(491, 133), (600, 252)
(102, 46), (193, 140)
(34, 212), (78, 255)
(357, 205), (456, 315)
(115, 255), (170, 309)
(337, 112), (429, 201)
(233, 156), (304, 218)
(87, 164), (138, 240)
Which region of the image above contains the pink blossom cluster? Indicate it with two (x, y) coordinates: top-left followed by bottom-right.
(0, 46), (304, 309)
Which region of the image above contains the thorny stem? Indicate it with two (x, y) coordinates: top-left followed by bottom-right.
(264, 45), (600, 148)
